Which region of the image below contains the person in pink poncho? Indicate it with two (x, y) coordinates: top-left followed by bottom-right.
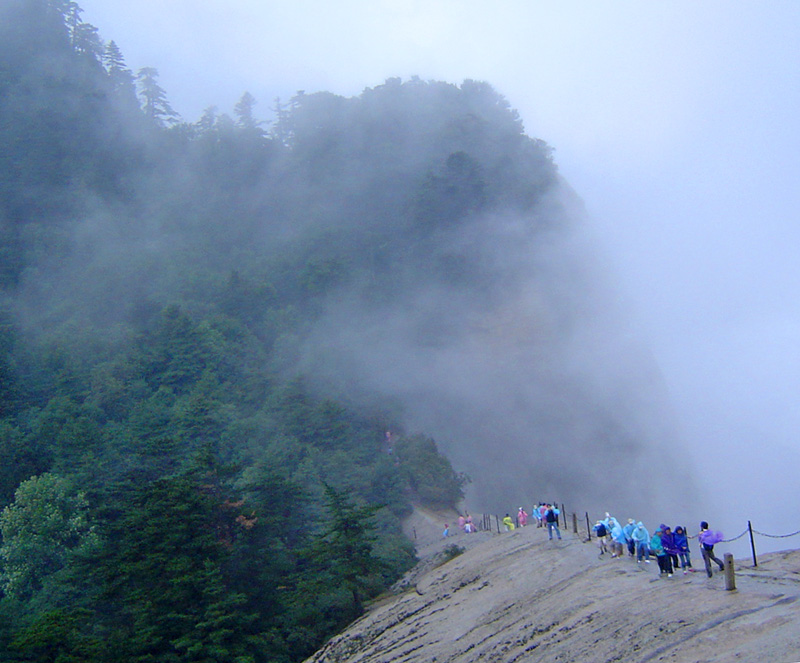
(517, 507), (528, 527)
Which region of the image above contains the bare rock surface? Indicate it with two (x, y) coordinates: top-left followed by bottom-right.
(306, 510), (800, 663)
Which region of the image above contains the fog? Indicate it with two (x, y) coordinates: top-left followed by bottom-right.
(289, 180), (689, 519)
(79, 1), (800, 553)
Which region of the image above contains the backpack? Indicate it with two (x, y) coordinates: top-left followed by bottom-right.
(595, 523), (607, 537)
(545, 509), (557, 523)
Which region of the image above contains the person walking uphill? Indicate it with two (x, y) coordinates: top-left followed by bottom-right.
(651, 528), (673, 577)
(623, 519), (637, 557)
(518, 507), (528, 527)
(673, 526), (692, 574)
(593, 520), (609, 555)
(631, 521), (650, 563)
(502, 514), (516, 531)
(610, 521), (628, 558)
(698, 521), (725, 578)
(545, 504), (561, 540)
(660, 525), (680, 573)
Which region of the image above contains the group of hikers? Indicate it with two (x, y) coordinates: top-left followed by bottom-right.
(504, 504), (563, 540)
(588, 513), (726, 578)
(446, 504), (563, 539)
(450, 506), (728, 579)
(445, 513), (477, 537)
(446, 506), (561, 537)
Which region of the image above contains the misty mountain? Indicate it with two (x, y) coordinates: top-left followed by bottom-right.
(0, 0), (689, 659)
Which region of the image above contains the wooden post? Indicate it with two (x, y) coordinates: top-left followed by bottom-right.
(561, 503), (567, 529)
(748, 520), (758, 567)
(572, 511), (578, 534)
(585, 512), (592, 540)
(413, 527), (417, 540)
(724, 552), (736, 591)
(495, 515), (500, 534)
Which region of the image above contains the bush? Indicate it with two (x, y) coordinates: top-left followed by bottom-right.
(442, 544), (465, 562)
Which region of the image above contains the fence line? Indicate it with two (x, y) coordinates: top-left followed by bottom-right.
(752, 527), (800, 539)
(720, 528), (750, 543)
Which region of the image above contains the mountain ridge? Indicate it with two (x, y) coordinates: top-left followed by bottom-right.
(306, 514), (800, 662)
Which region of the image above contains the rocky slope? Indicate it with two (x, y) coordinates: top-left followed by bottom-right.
(306, 510), (800, 662)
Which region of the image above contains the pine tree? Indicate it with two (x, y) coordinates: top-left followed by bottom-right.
(97, 464), (266, 661)
(309, 483), (385, 616)
(136, 66), (179, 126)
(72, 20), (102, 63)
(234, 92), (263, 135)
(195, 105), (219, 135)
(103, 40), (137, 104)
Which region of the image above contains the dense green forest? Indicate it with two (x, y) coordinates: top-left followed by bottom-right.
(0, 0), (576, 660)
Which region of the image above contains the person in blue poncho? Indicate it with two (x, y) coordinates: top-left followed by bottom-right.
(650, 528), (673, 577)
(610, 521), (628, 558)
(623, 519), (637, 557)
(631, 521), (650, 563)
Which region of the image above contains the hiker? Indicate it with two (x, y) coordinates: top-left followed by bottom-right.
(673, 525), (692, 574)
(457, 515), (466, 530)
(650, 528), (673, 577)
(545, 504), (561, 540)
(538, 503), (548, 528)
(661, 525), (680, 572)
(518, 507), (528, 527)
(603, 512), (621, 533)
(443, 523), (449, 538)
(698, 521), (725, 577)
(502, 514), (516, 531)
(610, 521), (627, 558)
(631, 521), (651, 563)
(623, 519), (637, 557)
(593, 520), (609, 555)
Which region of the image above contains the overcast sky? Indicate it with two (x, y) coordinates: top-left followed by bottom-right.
(81, 1), (800, 549)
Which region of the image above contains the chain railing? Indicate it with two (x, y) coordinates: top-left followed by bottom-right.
(751, 527), (800, 539)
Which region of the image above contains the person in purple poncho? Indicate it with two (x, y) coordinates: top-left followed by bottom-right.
(660, 525), (680, 573)
(698, 521), (725, 577)
(673, 526), (692, 574)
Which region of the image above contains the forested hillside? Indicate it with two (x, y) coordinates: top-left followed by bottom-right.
(0, 0), (687, 660)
